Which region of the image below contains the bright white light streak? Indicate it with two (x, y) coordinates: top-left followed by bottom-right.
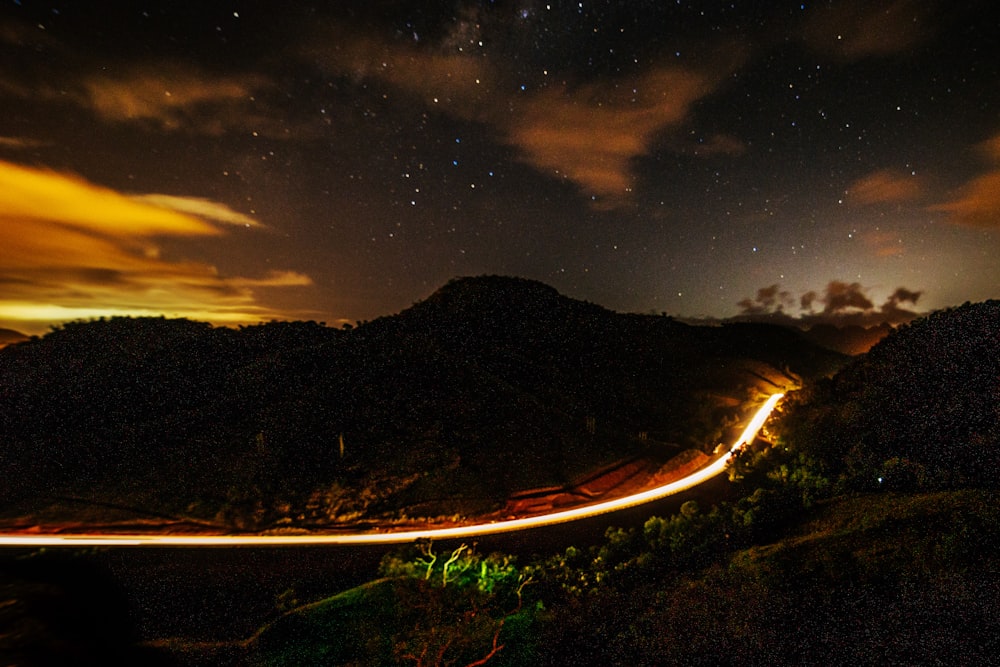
(0, 393), (783, 548)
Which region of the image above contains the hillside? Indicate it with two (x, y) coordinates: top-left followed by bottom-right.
(776, 300), (1000, 490)
(5, 296), (1000, 665)
(0, 276), (844, 530)
(142, 489), (998, 666)
(8, 489), (996, 666)
(189, 298), (1000, 665)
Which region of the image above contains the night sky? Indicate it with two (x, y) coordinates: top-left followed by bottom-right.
(1, 1), (997, 335)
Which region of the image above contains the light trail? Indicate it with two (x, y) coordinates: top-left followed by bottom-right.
(0, 393), (783, 548)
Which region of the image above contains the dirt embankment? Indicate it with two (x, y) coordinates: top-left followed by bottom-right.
(499, 449), (711, 518)
(0, 450), (717, 536)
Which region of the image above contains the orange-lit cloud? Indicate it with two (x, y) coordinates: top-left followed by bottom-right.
(863, 230), (905, 257)
(307, 28), (742, 208)
(127, 194), (261, 228)
(507, 67), (723, 205)
(929, 132), (1000, 228)
(0, 135), (46, 150)
(2, 161), (220, 237)
(0, 160), (311, 334)
(10, 17), (742, 209)
(0, 50), (275, 137)
(848, 168), (922, 205)
(300, 24), (494, 122)
(799, 0), (937, 60)
(78, 66), (264, 133)
(978, 134), (1000, 161)
(930, 172), (1000, 228)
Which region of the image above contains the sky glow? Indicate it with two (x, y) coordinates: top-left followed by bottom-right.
(0, 2), (997, 333)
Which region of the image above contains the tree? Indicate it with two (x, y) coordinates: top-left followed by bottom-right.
(380, 541), (537, 666)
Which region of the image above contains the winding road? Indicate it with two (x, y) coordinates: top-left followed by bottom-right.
(0, 393), (783, 547)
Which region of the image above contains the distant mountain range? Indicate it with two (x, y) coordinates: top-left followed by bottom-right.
(0, 276), (847, 529)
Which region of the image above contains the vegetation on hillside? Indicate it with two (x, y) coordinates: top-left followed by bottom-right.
(775, 300), (1000, 491)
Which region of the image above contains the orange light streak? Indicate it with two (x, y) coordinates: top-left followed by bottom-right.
(0, 394), (783, 548)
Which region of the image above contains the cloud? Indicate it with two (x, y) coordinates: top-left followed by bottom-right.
(303, 27), (493, 114)
(77, 65), (268, 134)
(929, 133), (1000, 228)
(929, 172), (1000, 228)
(0, 46), (274, 137)
(227, 271), (314, 288)
(863, 230), (905, 257)
(979, 134), (1000, 161)
(847, 169), (922, 205)
(1, 161), (220, 237)
(737, 280), (924, 327)
(800, 290), (819, 312)
(0, 160), (311, 333)
(886, 287), (922, 305)
(306, 26), (742, 208)
(738, 283), (793, 315)
(799, 0), (938, 60)
(506, 66), (727, 205)
(822, 281), (874, 313)
(0, 135), (47, 150)
(128, 194), (260, 228)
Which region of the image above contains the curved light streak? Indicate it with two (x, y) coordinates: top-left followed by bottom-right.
(0, 393), (783, 548)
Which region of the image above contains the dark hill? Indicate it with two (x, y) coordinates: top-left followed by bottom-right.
(801, 322), (894, 355)
(0, 328), (27, 348)
(777, 300), (1000, 488)
(0, 277), (845, 529)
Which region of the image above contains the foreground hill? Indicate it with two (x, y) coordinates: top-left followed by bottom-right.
(4, 298), (999, 665)
(777, 300), (1000, 490)
(171, 489), (989, 666)
(7, 489), (996, 665)
(0, 276), (843, 529)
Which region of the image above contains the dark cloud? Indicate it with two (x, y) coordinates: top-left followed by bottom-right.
(736, 280), (924, 328)
(822, 281), (874, 314)
(800, 290), (818, 312)
(738, 283), (793, 315)
(879, 287), (924, 321)
(798, 0), (940, 60)
(886, 287), (922, 306)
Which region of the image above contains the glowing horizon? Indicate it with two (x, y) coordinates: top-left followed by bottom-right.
(0, 160), (313, 335)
